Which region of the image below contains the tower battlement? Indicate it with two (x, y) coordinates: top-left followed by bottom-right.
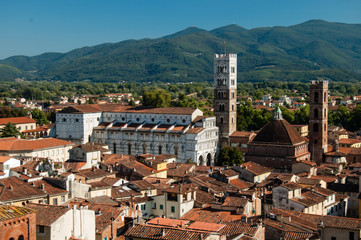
(310, 80), (329, 86)
(214, 53), (237, 60)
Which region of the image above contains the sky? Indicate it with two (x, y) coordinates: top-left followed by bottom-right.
(1, 0), (361, 60)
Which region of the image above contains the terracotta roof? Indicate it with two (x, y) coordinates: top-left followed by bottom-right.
(194, 189), (214, 207)
(124, 224), (211, 240)
(0, 117), (36, 125)
(0, 137), (74, 151)
(241, 161), (273, 175)
(74, 142), (110, 153)
(252, 119), (305, 145)
(310, 175), (337, 183)
(147, 217), (189, 228)
(129, 179), (156, 191)
(0, 176), (47, 202)
(221, 196), (249, 208)
(27, 203), (70, 226)
(280, 182), (302, 190)
(180, 206), (244, 223)
(338, 138), (361, 145)
(283, 231), (315, 240)
(298, 212), (361, 230)
(0, 156), (12, 163)
(0, 205), (36, 221)
(31, 179), (68, 196)
(291, 191), (326, 207)
(185, 127), (204, 134)
(167, 163), (195, 178)
(165, 183), (197, 194)
(187, 221), (225, 232)
(219, 221), (258, 238)
(112, 186), (142, 199)
(64, 161), (87, 172)
(230, 131), (254, 138)
(75, 168), (114, 180)
(229, 178), (253, 190)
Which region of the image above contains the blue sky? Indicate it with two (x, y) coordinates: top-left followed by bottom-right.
(1, 0), (361, 59)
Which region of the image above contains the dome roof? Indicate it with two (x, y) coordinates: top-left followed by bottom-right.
(252, 119), (305, 145)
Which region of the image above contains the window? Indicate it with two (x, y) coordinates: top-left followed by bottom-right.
(314, 108), (318, 118)
(39, 225), (45, 233)
(160, 204), (164, 210)
(171, 206), (175, 213)
(232, 92), (234, 98)
(158, 145), (162, 154)
(18, 236), (24, 240)
(231, 79), (235, 86)
(113, 143), (117, 154)
(152, 203), (156, 209)
(349, 231), (355, 240)
(61, 196), (65, 202)
(141, 204), (146, 210)
(231, 67), (235, 73)
(53, 198), (58, 205)
(331, 237), (336, 240)
(128, 143), (132, 155)
(313, 123), (319, 133)
(314, 92), (319, 103)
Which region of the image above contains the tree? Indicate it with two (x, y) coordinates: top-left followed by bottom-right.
(143, 89), (171, 107)
(217, 146), (243, 166)
(32, 109), (49, 126)
(1, 122), (22, 138)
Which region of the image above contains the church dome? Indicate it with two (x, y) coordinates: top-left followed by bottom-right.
(252, 107), (305, 145)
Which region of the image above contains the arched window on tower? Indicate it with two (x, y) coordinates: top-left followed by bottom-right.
(313, 123), (319, 133)
(324, 92), (327, 102)
(220, 117), (224, 124)
(314, 92), (319, 103)
(314, 108), (319, 118)
(324, 108), (327, 118)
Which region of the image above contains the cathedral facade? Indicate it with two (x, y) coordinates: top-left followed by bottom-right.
(56, 105), (219, 165)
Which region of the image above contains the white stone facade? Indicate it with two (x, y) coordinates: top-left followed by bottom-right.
(56, 105), (219, 165)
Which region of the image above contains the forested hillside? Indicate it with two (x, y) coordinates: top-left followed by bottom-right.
(1, 20), (361, 83)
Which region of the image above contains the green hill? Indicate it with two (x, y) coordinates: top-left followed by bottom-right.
(1, 19), (361, 83)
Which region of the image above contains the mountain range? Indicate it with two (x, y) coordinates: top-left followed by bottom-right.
(1, 19), (361, 83)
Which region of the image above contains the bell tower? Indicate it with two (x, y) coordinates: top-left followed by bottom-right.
(309, 80), (328, 165)
(214, 53), (237, 147)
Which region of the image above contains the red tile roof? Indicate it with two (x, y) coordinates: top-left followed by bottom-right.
(180, 207), (244, 223)
(0, 176), (47, 202)
(124, 224), (211, 240)
(187, 221), (225, 232)
(242, 161), (273, 175)
(0, 117), (36, 125)
(147, 217), (189, 227)
(0, 137), (74, 151)
(27, 203), (70, 226)
(252, 119), (305, 145)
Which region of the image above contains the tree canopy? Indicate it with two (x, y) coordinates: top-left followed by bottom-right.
(216, 146), (243, 166)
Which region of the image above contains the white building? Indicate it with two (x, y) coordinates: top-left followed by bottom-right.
(56, 105), (219, 165)
(28, 203), (96, 240)
(0, 156), (21, 178)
